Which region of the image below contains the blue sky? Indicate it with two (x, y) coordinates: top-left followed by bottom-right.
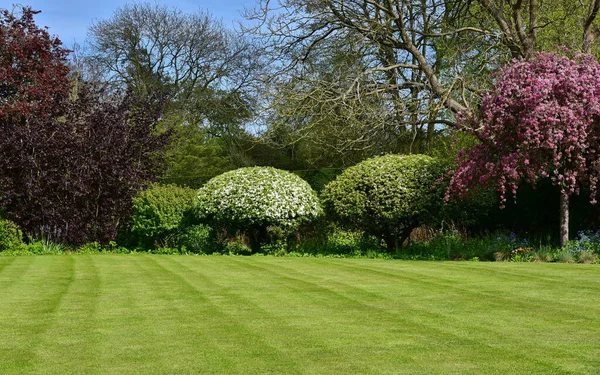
(6, 0), (254, 48)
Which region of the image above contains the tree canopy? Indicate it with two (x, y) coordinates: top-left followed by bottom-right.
(448, 52), (600, 245)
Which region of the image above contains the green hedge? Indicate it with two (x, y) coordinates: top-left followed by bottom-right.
(131, 184), (197, 248)
(0, 219), (25, 252)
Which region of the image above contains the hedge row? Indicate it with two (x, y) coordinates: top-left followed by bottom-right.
(1, 153), (495, 253)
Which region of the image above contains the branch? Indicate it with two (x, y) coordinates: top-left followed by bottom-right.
(583, 0), (600, 53)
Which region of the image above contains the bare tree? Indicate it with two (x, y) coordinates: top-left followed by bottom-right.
(87, 2), (261, 109)
(245, 0), (600, 138)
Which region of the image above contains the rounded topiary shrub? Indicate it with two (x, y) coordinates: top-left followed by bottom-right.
(195, 167), (323, 252)
(131, 183), (197, 248)
(322, 154), (447, 251)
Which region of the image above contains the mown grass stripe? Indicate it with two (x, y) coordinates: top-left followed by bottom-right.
(0, 256), (34, 291)
(89, 254), (193, 374)
(223, 258), (543, 374)
(141, 255), (306, 375)
(0, 255), (597, 375)
(233, 257), (598, 374)
(0, 257), (16, 273)
(29, 256), (102, 374)
(160, 255), (370, 374)
(318, 259), (600, 318)
(0, 256), (75, 374)
(168, 256), (418, 374)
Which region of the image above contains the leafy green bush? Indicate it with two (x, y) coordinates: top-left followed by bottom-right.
(171, 224), (213, 254)
(322, 154), (447, 251)
(0, 219), (25, 252)
(131, 184), (197, 248)
(195, 167), (322, 252)
(292, 226), (384, 256)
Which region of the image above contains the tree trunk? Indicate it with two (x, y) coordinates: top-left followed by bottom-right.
(248, 226), (267, 254)
(559, 190), (569, 247)
(384, 235), (396, 253)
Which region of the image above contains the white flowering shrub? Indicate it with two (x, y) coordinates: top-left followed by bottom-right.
(195, 167), (322, 251)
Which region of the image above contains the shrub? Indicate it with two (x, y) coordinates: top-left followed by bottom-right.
(131, 184), (196, 248)
(0, 219), (25, 252)
(322, 154), (447, 251)
(171, 224), (213, 254)
(195, 167), (322, 252)
(304, 229), (384, 256)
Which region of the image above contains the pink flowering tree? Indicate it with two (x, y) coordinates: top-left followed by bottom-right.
(448, 52), (600, 246)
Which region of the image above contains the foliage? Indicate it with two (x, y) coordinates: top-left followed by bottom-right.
(195, 167), (322, 251)
(290, 225), (385, 257)
(0, 219), (25, 252)
(400, 230), (530, 261)
(26, 238), (67, 255)
(87, 3), (258, 98)
(562, 230), (600, 263)
(131, 184), (196, 247)
(449, 52), (600, 205)
(0, 83), (171, 245)
(161, 132), (234, 189)
(448, 52), (600, 245)
(322, 154), (448, 251)
(294, 169), (343, 193)
(0, 6), (71, 122)
(172, 225), (213, 254)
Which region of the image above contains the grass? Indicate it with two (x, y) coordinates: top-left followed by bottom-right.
(0, 256), (598, 374)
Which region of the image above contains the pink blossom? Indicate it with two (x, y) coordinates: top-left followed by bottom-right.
(448, 52), (600, 205)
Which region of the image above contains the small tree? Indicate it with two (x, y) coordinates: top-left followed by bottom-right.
(322, 154), (447, 251)
(448, 52), (600, 246)
(195, 167), (322, 252)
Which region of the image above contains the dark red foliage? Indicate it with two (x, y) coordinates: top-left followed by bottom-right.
(0, 84), (171, 244)
(0, 7), (71, 122)
(0, 7), (171, 244)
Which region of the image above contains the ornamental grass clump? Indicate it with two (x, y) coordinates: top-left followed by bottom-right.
(195, 167), (322, 252)
(322, 154), (448, 251)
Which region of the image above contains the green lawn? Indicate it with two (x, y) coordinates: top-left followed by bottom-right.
(0, 256), (598, 374)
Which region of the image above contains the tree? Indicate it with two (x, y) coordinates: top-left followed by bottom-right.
(87, 2), (261, 178)
(261, 43), (416, 168)
(448, 52), (600, 246)
(87, 2), (259, 122)
(0, 83), (171, 244)
(0, 6), (71, 121)
(322, 154), (447, 251)
(245, 0), (600, 139)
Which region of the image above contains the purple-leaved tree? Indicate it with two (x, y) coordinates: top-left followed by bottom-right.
(448, 52), (600, 246)
(0, 6), (171, 244)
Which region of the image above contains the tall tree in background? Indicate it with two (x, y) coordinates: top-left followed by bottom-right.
(0, 6), (71, 121)
(0, 6), (171, 244)
(87, 3), (261, 185)
(244, 0), (600, 151)
(0, 82), (171, 244)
